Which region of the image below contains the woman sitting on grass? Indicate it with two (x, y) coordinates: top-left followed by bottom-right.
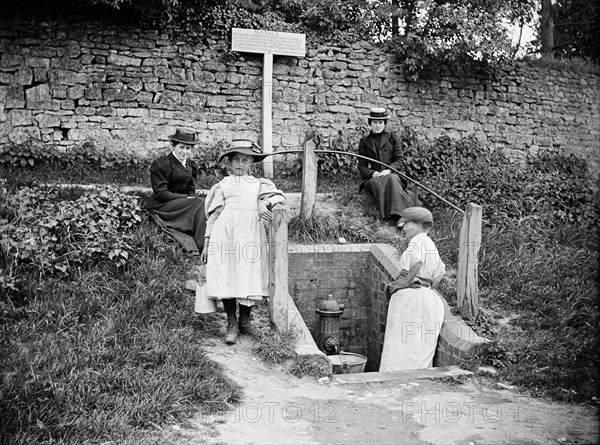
(380, 207), (446, 371)
(144, 128), (207, 256)
(357, 107), (422, 223)
(201, 140), (285, 345)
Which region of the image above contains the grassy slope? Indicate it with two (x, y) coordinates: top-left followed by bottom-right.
(1, 216), (242, 444)
(1, 166), (598, 444)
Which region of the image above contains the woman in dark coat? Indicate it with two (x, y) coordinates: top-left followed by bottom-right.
(357, 108), (421, 220)
(144, 128), (207, 256)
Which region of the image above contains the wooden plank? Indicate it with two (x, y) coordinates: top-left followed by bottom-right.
(268, 206), (289, 329)
(457, 203), (482, 319)
(300, 139), (317, 219)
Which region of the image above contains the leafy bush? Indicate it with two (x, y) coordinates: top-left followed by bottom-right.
(192, 138), (230, 178)
(387, 133), (598, 227)
(0, 141), (144, 170)
(0, 141), (60, 167)
(0, 185), (143, 295)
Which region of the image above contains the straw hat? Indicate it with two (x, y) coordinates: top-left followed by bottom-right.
(218, 139), (269, 163)
(368, 107), (390, 121)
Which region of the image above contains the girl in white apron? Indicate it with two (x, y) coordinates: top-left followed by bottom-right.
(201, 140), (285, 344)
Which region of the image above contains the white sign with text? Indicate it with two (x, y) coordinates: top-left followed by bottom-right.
(231, 28), (306, 57)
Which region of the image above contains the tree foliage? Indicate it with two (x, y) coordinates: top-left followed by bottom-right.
(387, 0), (515, 80)
(552, 0), (600, 62)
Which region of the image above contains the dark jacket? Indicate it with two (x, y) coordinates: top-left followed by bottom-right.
(357, 131), (405, 190)
(145, 153), (197, 208)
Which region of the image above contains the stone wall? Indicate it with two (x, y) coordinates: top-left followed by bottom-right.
(1, 16), (598, 170)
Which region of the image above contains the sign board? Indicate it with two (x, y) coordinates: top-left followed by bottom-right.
(231, 28), (306, 57)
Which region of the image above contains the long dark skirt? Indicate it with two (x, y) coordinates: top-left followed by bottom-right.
(145, 197), (207, 253)
(363, 175), (421, 219)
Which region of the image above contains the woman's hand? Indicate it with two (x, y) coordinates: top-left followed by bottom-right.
(258, 201), (274, 222)
(372, 170), (391, 178)
(385, 270), (411, 299)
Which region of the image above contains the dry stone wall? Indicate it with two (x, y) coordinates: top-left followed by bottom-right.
(1, 16), (598, 168)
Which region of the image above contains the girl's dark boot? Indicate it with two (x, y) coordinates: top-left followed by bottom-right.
(222, 298), (238, 344)
(238, 304), (257, 336)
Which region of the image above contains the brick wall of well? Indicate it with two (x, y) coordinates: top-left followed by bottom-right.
(288, 244), (372, 359)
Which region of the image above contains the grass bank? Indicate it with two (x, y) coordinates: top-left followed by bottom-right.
(0, 185), (242, 444)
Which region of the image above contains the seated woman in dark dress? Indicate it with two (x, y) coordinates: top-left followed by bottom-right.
(357, 108), (421, 221)
(144, 128), (207, 256)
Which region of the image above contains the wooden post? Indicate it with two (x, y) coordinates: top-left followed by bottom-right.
(457, 203), (482, 319)
(300, 139), (317, 219)
(269, 206), (289, 330)
(262, 52), (274, 178)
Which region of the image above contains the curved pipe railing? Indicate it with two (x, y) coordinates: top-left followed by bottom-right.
(267, 149), (465, 215)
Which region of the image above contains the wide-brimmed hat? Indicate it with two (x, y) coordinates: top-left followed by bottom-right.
(368, 107), (390, 121)
(397, 207), (434, 227)
(218, 139), (269, 163)
(170, 128), (199, 145)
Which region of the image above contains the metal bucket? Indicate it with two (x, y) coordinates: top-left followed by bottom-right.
(328, 352), (367, 374)
(194, 284), (217, 314)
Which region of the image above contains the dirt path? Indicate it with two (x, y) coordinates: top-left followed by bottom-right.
(159, 336), (598, 445)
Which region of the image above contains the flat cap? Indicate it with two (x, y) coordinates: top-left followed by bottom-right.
(398, 207), (433, 225)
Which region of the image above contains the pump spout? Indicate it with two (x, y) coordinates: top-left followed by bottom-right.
(322, 335), (340, 356)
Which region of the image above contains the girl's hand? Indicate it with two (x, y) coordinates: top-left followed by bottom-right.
(258, 201), (273, 222)
(201, 238), (210, 264)
(380, 169), (392, 176)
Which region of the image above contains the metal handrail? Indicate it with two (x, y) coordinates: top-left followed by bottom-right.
(267, 149), (465, 215)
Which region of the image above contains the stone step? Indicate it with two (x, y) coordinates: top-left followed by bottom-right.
(331, 365), (472, 385)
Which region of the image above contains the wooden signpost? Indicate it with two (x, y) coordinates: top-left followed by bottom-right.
(231, 28), (306, 178)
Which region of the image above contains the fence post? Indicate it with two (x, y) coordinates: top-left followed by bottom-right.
(269, 205), (289, 330)
(457, 203), (482, 319)
(300, 139), (317, 219)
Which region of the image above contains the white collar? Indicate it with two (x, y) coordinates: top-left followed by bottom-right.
(409, 232), (429, 242)
(172, 152), (186, 167)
